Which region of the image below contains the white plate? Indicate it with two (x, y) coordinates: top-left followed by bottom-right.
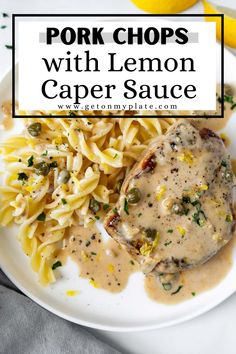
(0, 46), (236, 332)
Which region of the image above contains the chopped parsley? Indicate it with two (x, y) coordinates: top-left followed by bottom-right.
(167, 229), (173, 233)
(103, 203), (110, 211)
(17, 172), (28, 181)
(191, 292), (196, 297)
(226, 214), (233, 222)
(61, 198), (67, 205)
(221, 160), (228, 168)
(91, 252), (97, 256)
(1, 25), (6, 29)
(27, 155), (34, 167)
(192, 210), (206, 226)
(138, 212), (142, 217)
(42, 150), (48, 157)
(49, 161), (58, 168)
(37, 212), (46, 221)
(223, 95), (236, 110)
(124, 198), (129, 215)
(52, 261), (62, 270)
(171, 285), (183, 295)
(113, 153), (118, 159)
(2, 13), (9, 17)
(95, 215), (100, 220)
(164, 240), (172, 246)
(130, 260), (135, 265)
(5, 44), (12, 49)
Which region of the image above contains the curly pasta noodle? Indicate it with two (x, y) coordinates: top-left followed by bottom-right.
(0, 108), (176, 285)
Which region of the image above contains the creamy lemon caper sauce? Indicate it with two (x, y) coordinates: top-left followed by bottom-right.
(145, 236), (234, 304)
(61, 225), (138, 292)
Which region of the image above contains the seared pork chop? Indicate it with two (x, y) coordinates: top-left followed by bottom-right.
(104, 120), (235, 274)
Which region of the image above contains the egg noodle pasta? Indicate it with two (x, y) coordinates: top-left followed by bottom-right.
(0, 107), (176, 285)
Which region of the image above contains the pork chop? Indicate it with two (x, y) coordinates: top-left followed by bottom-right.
(104, 120), (235, 274)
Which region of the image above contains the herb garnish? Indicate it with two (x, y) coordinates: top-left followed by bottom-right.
(103, 204), (110, 211)
(27, 155), (34, 167)
(2, 13), (9, 17)
(5, 44), (12, 49)
(61, 198), (67, 205)
(49, 161), (58, 168)
(124, 198), (129, 215)
(37, 212), (46, 221)
(167, 229), (173, 233)
(1, 25), (6, 29)
(171, 285), (183, 295)
(52, 261), (62, 270)
(18, 172), (28, 181)
(42, 150), (48, 157)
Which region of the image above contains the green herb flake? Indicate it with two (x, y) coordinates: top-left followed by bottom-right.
(1, 25), (6, 29)
(221, 160), (228, 167)
(138, 212), (142, 217)
(103, 204), (110, 211)
(17, 172), (28, 181)
(61, 198), (67, 205)
(27, 156), (34, 167)
(42, 150), (48, 157)
(124, 198), (129, 215)
(164, 240), (172, 246)
(130, 260), (135, 265)
(91, 252), (97, 256)
(113, 208), (118, 214)
(113, 153), (118, 159)
(37, 212), (46, 221)
(52, 261), (62, 270)
(2, 13), (9, 17)
(191, 292), (196, 297)
(5, 44), (12, 49)
(167, 229), (173, 233)
(231, 103), (236, 110)
(171, 285), (183, 295)
(95, 215), (100, 220)
(226, 214), (233, 222)
(49, 161), (58, 168)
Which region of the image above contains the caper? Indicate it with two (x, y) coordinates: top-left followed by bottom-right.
(162, 283), (172, 291)
(57, 170), (70, 184)
(27, 122), (42, 137)
(223, 169), (233, 182)
(89, 198), (101, 213)
(34, 161), (50, 176)
(115, 179), (124, 193)
(171, 203), (183, 215)
(126, 188), (141, 204)
(144, 228), (157, 240)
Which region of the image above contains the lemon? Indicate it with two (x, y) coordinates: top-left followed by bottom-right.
(203, 0), (236, 48)
(130, 0), (198, 14)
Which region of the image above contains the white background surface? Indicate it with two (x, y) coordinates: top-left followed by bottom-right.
(0, 1), (236, 354)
